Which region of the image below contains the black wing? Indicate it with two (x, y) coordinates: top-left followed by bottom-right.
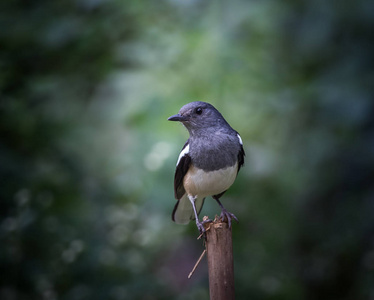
(237, 143), (245, 174)
(174, 141), (191, 200)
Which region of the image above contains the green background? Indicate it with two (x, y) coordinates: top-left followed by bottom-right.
(1, 0), (373, 299)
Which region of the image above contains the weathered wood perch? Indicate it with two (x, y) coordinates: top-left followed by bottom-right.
(204, 216), (235, 300)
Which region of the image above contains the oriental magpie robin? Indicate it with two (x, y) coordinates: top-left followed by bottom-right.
(168, 101), (245, 234)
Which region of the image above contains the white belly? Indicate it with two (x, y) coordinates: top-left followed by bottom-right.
(183, 163), (238, 197)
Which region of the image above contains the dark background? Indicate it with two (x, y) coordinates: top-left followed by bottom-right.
(1, 0), (374, 299)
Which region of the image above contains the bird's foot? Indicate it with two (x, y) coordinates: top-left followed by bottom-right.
(220, 209), (239, 228)
(196, 217), (213, 239)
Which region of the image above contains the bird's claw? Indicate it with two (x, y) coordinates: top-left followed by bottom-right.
(196, 218), (213, 238)
(220, 209), (239, 228)
(196, 222), (205, 233)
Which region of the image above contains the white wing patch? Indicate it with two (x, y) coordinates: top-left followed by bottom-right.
(176, 144), (190, 166)
(237, 134), (243, 145)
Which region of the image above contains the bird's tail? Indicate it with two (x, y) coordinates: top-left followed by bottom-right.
(172, 194), (205, 225)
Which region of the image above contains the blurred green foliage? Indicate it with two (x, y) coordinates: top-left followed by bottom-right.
(1, 0), (374, 299)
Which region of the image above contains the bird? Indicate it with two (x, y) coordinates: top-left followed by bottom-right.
(168, 101), (245, 234)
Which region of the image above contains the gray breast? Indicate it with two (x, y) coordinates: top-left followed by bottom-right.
(189, 134), (239, 171)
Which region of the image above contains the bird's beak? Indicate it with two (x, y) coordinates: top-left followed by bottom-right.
(168, 114), (187, 122)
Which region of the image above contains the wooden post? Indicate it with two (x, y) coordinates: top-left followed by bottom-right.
(204, 217), (235, 300)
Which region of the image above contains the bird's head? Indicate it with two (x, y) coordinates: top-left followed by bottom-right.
(168, 101), (227, 135)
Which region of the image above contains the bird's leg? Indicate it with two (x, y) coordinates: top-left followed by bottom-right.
(213, 196), (239, 228)
(188, 195), (212, 235)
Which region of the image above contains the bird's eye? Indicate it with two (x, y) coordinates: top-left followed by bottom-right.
(195, 107), (203, 115)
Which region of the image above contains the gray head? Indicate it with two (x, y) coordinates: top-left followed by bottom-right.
(168, 101), (231, 135)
